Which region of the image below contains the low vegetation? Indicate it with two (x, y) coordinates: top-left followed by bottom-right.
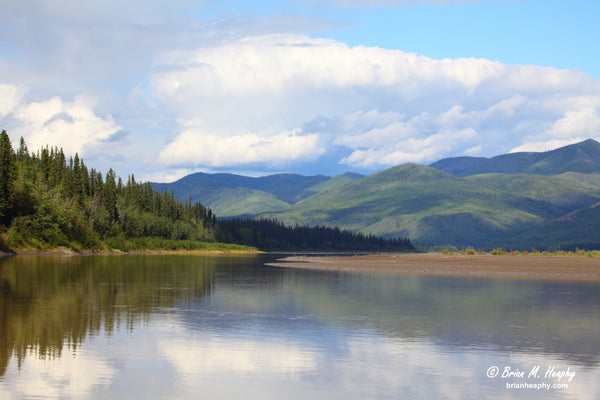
(439, 247), (600, 257)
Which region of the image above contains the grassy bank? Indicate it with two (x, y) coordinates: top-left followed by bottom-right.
(0, 234), (258, 256)
(439, 247), (600, 257)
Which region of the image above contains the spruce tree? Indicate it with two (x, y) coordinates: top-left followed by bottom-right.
(103, 168), (118, 221)
(0, 130), (16, 224)
(16, 137), (28, 162)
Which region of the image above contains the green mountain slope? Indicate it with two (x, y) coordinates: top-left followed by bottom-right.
(151, 172), (364, 217)
(208, 173), (331, 203)
(465, 173), (600, 216)
(557, 171), (600, 188)
(262, 164), (547, 247)
(513, 202), (600, 250)
(151, 173), (291, 217)
(204, 187), (290, 217)
(153, 139), (600, 250)
(306, 172), (365, 194)
(431, 139), (600, 177)
(152, 173), (229, 203)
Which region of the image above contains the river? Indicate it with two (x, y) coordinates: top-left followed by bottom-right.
(0, 254), (599, 399)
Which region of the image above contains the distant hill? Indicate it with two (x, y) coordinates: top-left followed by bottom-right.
(209, 172), (331, 203)
(513, 202), (600, 250)
(155, 138), (600, 250)
(465, 172), (600, 216)
(151, 172), (364, 217)
(430, 139), (600, 177)
(204, 187), (290, 217)
(261, 163), (548, 248)
(307, 172), (365, 194)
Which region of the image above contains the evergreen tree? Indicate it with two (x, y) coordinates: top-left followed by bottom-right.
(70, 153), (84, 203)
(16, 137), (28, 162)
(103, 169), (119, 221)
(39, 146), (51, 182)
(0, 130), (16, 224)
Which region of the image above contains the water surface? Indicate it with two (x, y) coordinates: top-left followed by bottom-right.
(0, 254), (599, 399)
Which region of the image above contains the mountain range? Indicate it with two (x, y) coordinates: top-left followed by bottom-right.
(152, 139), (600, 250)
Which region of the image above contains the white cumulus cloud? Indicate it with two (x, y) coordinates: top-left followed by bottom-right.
(150, 33), (600, 171)
(158, 129), (323, 168)
(0, 84), (124, 158)
(510, 105), (600, 153)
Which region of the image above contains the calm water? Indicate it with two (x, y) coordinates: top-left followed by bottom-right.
(1, 254), (599, 399)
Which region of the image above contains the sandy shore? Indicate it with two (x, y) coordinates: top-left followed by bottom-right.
(269, 254), (600, 281)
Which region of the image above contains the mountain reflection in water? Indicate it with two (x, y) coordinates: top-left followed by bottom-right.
(1, 254), (599, 399)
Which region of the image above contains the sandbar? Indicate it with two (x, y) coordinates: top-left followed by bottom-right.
(269, 254), (600, 281)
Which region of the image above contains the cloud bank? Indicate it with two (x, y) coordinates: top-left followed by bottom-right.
(1, 1), (600, 177)
(151, 34), (600, 171)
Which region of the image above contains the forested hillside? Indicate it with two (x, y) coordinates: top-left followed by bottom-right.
(0, 130), (219, 252)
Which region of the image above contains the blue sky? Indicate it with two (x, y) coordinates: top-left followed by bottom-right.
(1, 0), (599, 181)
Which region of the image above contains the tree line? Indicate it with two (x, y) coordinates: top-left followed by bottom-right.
(0, 130), (216, 251)
(0, 130), (415, 252)
(216, 217), (415, 252)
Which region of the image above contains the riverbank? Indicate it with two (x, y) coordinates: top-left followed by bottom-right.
(0, 245), (261, 257)
(270, 253), (600, 281)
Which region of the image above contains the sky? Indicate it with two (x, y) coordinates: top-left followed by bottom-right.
(1, 0), (600, 182)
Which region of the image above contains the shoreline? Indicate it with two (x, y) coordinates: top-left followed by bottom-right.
(269, 253), (600, 281)
(0, 246), (262, 257)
